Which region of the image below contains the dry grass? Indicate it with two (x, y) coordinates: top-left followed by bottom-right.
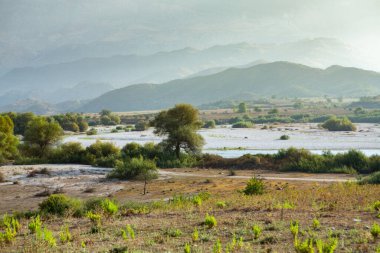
(1, 176), (379, 252)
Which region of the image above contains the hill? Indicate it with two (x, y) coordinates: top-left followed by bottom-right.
(78, 62), (380, 112)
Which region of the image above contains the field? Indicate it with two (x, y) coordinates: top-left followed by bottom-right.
(1, 167), (380, 252)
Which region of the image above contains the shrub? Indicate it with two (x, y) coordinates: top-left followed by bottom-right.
(203, 120), (216, 129)
(39, 194), (81, 216)
(0, 172), (4, 182)
(243, 177), (265, 195)
(316, 237), (338, 253)
(204, 214), (217, 228)
(280, 135), (290, 140)
(360, 171), (380, 185)
(216, 201), (226, 208)
(232, 121), (253, 128)
(371, 223), (380, 238)
(48, 142), (86, 164)
(86, 128), (98, 135)
(321, 116), (356, 131)
(134, 121), (149, 131)
(108, 157), (157, 180)
(334, 150), (369, 173)
(165, 228), (182, 237)
(192, 228), (199, 241)
(184, 243), (191, 253)
(85, 140), (120, 167)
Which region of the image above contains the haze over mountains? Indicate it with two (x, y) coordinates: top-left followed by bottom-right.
(1, 1), (380, 114)
(0, 37), (378, 114)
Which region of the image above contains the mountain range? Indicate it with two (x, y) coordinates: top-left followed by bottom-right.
(78, 61), (380, 112)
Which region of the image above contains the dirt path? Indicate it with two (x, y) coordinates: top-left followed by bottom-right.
(159, 170), (357, 182)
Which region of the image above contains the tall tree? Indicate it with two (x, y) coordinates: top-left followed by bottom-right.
(152, 104), (204, 158)
(23, 117), (63, 157)
(0, 115), (19, 163)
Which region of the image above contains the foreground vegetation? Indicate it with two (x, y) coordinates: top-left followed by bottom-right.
(1, 180), (380, 252)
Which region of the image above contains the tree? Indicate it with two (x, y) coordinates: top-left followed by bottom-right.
(152, 104), (204, 158)
(24, 117), (63, 157)
(237, 102), (247, 113)
(108, 157), (158, 195)
(0, 115), (18, 163)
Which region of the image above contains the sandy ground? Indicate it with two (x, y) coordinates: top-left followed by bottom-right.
(0, 164), (357, 214)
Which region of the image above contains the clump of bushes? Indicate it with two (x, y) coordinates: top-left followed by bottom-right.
(86, 128), (98, 135)
(243, 177), (265, 195)
(203, 120), (216, 129)
(39, 194), (81, 216)
(359, 171), (380, 185)
(321, 116), (356, 131)
(232, 121), (253, 128)
(280, 135), (290, 140)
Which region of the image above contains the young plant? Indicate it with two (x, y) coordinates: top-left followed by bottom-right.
(316, 237), (338, 253)
(101, 198), (118, 216)
(290, 221), (299, 238)
(204, 214), (217, 228)
(371, 223), (380, 238)
(294, 238), (314, 253)
(192, 195), (202, 207)
(312, 218), (321, 230)
(213, 239), (222, 253)
(252, 224), (262, 239)
(43, 227), (57, 247)
(28, 215), (42, 234)
(192, 227), (199, 242)
(86, 211), (102, 233)
(121, 224), (135, 240)
(184, 243), (191, 253)
(59, 225), (72, 243)
(216, 201), (226, 208)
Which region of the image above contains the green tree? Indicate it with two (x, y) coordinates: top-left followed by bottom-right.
(108, 157), (158, 195)
(24, 117), (63, 157)
(152, 104), (204, 158)
(237, 102), (247, 113)
(0, 115), (19, 163)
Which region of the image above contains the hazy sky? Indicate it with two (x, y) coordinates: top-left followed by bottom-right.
(1, 0), (380, 62)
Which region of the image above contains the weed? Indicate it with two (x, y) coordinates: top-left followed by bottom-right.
(28, 215), (42, 234)
(290, 221), (299, 238)
(100, 198), (118, 216)
(121, 224), (135, 240)
(294, 238), (314, 253)
(42, 227), (57, 247)
(184, 243), (191, 253)
(59, 225), (72, 243)
(316, 237), (338, 253)
(371, 223), (380, 238)
(243, 177), (265, 195)
(312, 218), (321, 230)
(192, 195), (202, 207)
(216, 201), (226, 208)
(252, 224), (262, 239)
(204, 214), (217, 228)
(86, 211), (102, 233)
(192, 228), (199, 241)
(213, 239), (222, 253)
(165, 228), (182, 237)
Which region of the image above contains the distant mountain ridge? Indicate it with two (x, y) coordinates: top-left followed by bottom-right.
(0, 38), (362, 94)
(77, 61), (380, 112)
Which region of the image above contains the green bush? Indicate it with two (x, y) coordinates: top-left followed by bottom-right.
(85, 140), (121, 167)
(359, 171), (380, 185)
(280, 135), (290, 140)
(203, 120), (216, 129)
(39, 194), (81, 216)
(232, 121), (253, 128)
(321, 116), (356, 131)
(86, 128), (98, 135)
(243, 177), (265, 195)
(204, 214), (217, 228)
(108, 157), (158, 180)
(48, 142), (86, 164)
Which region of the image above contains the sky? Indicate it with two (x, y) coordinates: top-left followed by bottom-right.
(1, 0), (380, 67)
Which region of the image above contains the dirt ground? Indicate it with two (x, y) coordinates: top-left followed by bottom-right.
(0, 164), (356, 214)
